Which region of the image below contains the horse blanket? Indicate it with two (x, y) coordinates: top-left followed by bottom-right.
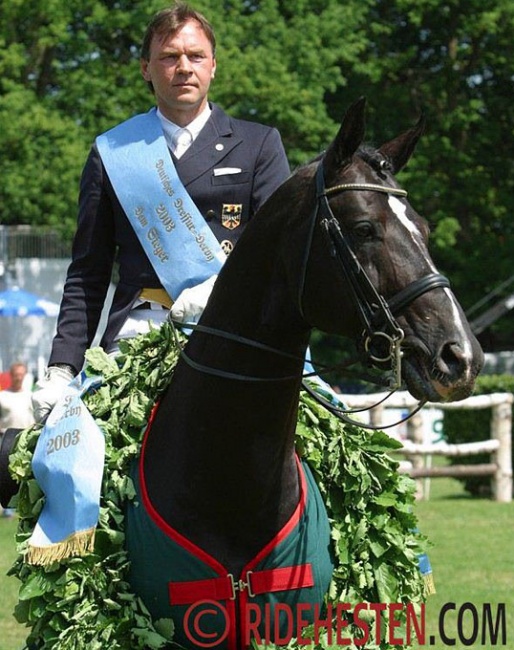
(126, 434), (334, 650)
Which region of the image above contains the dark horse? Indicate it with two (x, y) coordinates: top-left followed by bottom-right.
(125, 99), (483, 649)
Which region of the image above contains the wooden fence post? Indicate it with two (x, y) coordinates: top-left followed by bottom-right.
(406, 408), (425, 499)
(491, 398), (513, 502)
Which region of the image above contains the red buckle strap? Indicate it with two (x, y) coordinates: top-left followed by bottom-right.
(169, 564), (314, 606)
(250, 564), (313, 595)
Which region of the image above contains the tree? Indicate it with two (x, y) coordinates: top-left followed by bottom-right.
(206, 0), (372, 164)
(331, 0), (514, 335)
(0, 0), (161, 237)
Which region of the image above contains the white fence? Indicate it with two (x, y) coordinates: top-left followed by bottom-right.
(340, 391), (513, 502)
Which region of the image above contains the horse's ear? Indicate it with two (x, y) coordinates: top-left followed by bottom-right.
(378, 114), (426, 173)
(323, 97), (367, 183)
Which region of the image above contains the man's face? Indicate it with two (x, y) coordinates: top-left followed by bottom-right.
(10, 365), (26, 391)
(141, 19), (216, 125)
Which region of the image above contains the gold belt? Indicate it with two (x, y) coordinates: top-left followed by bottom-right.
(139, 287), (173, 309)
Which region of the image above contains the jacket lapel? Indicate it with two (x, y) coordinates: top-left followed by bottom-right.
(175, 105), (243, 186)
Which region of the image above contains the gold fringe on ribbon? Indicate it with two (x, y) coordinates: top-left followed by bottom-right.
(26, 527), (96, 566)
(423, 571), (436, 596)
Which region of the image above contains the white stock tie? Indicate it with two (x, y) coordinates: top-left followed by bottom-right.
(172, 128), (193, 159)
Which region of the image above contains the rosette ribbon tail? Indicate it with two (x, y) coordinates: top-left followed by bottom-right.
(26, 374), (104, 566)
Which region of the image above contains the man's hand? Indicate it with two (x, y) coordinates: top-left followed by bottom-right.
(169, 275), (217, 324)
(32, 365), (75, 424)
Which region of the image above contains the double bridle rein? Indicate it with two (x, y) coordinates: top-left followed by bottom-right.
(171, 160), (451, 428)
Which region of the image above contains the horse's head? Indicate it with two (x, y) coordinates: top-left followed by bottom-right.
(299, 98), (483, 402)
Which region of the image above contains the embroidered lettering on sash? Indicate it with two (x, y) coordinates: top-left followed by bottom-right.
(155, 204), (175, 232)
(96, 108), (226, 299)
(155, 159), (175, 198)
(147, 227), (170, 263)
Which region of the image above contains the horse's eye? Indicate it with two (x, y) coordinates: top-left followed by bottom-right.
(352, 222), (374, 239)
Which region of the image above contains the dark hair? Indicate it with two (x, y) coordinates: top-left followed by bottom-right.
(141, 2), (216, 61)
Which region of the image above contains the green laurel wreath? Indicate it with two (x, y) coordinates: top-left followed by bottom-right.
(7, 322), (428, 649)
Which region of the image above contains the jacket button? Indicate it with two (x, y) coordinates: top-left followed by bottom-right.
(205, 210), (216, 221)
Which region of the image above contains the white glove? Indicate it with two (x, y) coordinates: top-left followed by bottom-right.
(170, 275), (217, 324)
(32, 365), (75, 424)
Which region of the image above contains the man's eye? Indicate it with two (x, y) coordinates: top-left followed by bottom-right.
(189, 54), (205, 62)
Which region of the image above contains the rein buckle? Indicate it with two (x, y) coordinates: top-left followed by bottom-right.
(364, 329), (405, 390)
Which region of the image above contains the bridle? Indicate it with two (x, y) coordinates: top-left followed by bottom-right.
(303, 161), (451, 391)
(291, 160), (452, 427)
(171, 159), (451, 428)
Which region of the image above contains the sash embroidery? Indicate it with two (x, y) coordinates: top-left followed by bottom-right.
(96, 108), (226, 300)
(27, 374), (105, 565)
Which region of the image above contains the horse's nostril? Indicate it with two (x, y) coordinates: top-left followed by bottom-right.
(439, 342), (467, 376)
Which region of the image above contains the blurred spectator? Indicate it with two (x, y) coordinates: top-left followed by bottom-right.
(0, 362), (35, 517)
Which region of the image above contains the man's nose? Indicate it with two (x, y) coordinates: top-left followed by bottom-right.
(176, 55), (193, 73)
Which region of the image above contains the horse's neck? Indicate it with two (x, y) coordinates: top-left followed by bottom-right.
(158, 263), (309, 467)
(142, 240), (310, 568)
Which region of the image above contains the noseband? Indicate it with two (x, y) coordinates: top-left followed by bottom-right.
(301, 161), (450, 389)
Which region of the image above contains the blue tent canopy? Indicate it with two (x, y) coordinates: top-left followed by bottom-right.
(0, 287), (59, 317)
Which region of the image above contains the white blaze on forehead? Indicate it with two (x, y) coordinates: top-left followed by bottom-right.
(388, 195), (421, 237)
(387, 195), (437, 272)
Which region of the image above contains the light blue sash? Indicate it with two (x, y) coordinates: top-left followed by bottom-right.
(96, 108), (226, 299)
(26, 111), (228, 565)
(27, 374), (105, 565)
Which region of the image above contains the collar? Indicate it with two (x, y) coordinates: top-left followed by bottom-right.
(156, 105), (212, 150)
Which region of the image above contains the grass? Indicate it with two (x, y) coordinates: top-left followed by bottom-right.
(0, 514), (25, 650)
(1, 470), (512, 650)
(413, 474), (513, 649)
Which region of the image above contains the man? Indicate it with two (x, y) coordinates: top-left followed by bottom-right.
(0, 362), (35, 516)
(0, 362), (35, 432)
(32, 2), (290, 422)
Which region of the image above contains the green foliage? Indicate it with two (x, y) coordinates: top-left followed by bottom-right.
(444, 374), (514, 496)
(294, 392), (428, 649)
(9, 325), (182, 649)
(208, 0), (371, 165)
(0, 89), (87, 239)
(8, 323), (428, 649)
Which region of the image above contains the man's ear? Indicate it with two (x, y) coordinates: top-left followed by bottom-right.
(140, 58), (151, 82)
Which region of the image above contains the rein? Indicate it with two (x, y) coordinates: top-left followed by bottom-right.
(301, 379), (427, 431)
(171, 320), (394, 387)
(170, 318), (425, 429)
(169, 318), (336, 382)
